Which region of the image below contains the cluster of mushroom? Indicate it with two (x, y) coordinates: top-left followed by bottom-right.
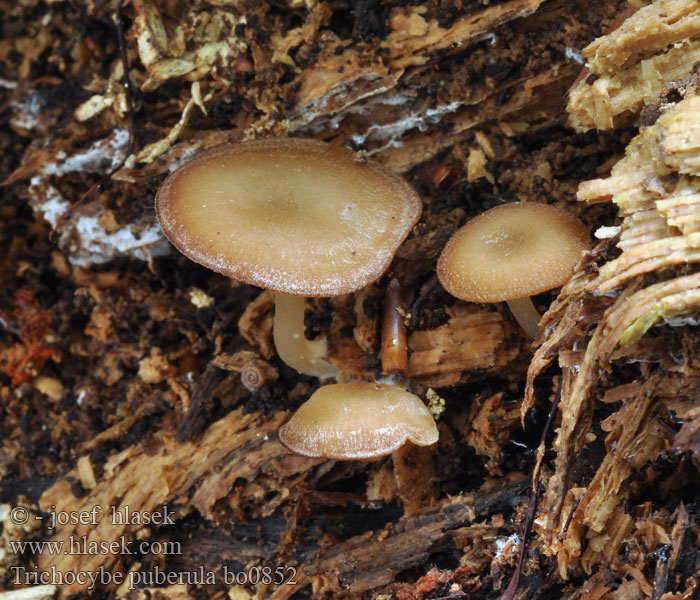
(155, 137), (590, 462)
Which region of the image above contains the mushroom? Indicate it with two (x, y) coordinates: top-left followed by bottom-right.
(155, 138), (422, 377)
(436, 202), (591, 338)
(278, 382), (439, 460)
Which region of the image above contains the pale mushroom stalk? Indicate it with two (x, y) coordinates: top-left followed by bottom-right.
(505, 297), (542, 339)
(273, 292), (337, 378)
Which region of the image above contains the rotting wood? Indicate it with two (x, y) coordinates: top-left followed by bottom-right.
(569, 0), (700, 130)
(408, 305), (518, 382)
(288, 476), (529, 598)
(5, 0), (700, 599)
(4, 0), (618, 262)
(37, 409), (305, 595)
(524, 91), (700, 582)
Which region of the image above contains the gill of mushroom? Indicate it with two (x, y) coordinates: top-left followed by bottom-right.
(155, 137), (422, 378)
(437, 202), (591, 338)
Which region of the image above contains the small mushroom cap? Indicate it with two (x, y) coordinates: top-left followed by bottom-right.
(155, 138), (422, 297)
(278, 383), (439, 460)
(437, 203), (591, 302)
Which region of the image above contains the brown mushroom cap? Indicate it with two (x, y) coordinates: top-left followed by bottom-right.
(278, 383), (438, 460)
(437, 203), (591, 302)
(155, 138), (422, 296)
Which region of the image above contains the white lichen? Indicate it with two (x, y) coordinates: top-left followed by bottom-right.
(40, 129), (130, 176)
(565, 47), (584, 64)
(68, 216), (162, 267)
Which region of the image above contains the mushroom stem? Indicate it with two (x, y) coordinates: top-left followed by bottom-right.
(392, 441), (436, 516)
(381, 278), (408, 376)
(505, 297), (541, 339)
(273, 292), (337, 378)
